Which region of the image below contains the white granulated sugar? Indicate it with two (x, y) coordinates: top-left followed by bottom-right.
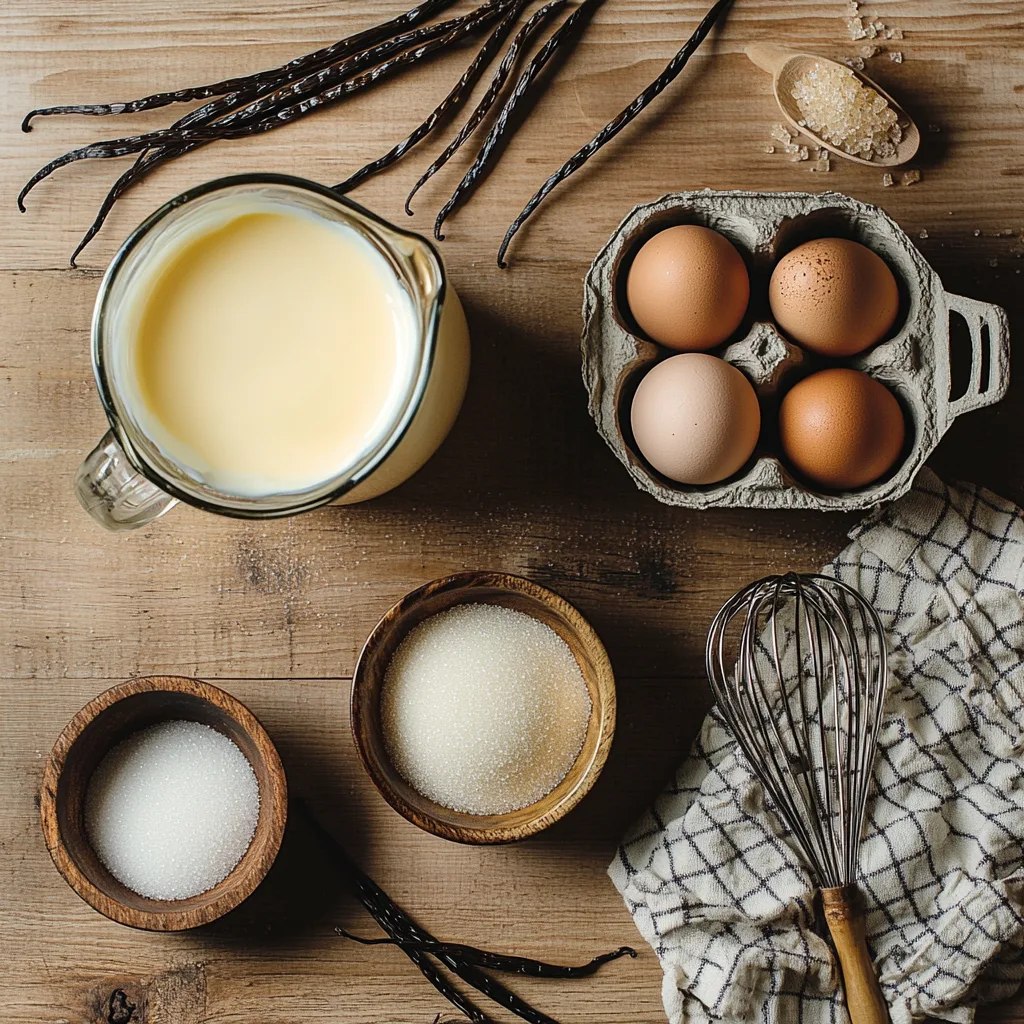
(85, 720), (260, 900)
(380, 603), (593, 815)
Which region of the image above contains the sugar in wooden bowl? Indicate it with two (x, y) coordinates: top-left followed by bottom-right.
(352, 571), (616, 844)
(41, 676), (287, 931)
(380, 603), (592, 816)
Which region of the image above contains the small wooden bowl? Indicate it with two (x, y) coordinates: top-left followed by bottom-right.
(352, 571), (616, 844)
(40, 676), (287, 931)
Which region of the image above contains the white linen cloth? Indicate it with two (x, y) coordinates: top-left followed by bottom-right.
(610, 469), (1024, 1024)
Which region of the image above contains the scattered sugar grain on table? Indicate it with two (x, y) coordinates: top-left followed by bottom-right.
(381, 604), (592, 815)
(85, 720), (260, 900)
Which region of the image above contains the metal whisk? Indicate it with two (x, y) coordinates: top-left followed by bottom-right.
(706, 573), (889, 1024)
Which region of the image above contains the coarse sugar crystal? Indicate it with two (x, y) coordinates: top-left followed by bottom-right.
(791, 60), (902, 161)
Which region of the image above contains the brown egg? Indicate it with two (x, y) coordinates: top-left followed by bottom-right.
(626, 225), (750, 351)
(769, 238), (899, 356)
(630, 353), (761, 485)
(779, 369), (905, 490)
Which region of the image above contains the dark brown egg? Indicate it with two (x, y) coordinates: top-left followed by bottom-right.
(769, 238), (899, 356)
(626, 225), (750, 351)
(779, 368), (905, 490)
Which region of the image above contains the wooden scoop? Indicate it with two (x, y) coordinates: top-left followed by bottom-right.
(746, 43), (920, 167)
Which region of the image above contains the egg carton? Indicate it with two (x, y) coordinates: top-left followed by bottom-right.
(581, 189), (1010, 511)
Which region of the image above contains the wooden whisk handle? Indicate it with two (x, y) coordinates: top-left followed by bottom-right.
(821, 886), (889, 1024)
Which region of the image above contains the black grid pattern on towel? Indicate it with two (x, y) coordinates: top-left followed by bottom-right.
(609, 470), (1024, 1024)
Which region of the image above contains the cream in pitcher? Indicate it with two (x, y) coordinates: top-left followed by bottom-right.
(127, 206), (417, 495)
(78, 176), (470, 529)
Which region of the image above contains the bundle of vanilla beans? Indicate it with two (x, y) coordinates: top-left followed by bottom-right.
(299, 801), (635, 1024)
(19, 0), (732, 267)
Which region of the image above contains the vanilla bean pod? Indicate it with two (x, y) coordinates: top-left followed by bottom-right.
(430, 957), (559, 1024)
(405, 0), (566, 215)
(497, 0), (733, 266)
(402, 946), (494, 1024)
(297, 802), (493, 1022)
(20, 4), (501, 215)
(300, 801), (600, 1024)
(186, 5), (504, 144)
(65, 147), (183, 266)
(337, 930), (637, 978)
(335, 0), (526, 194)
(21, 0), (458, 131)
(433, 0), (604, 240)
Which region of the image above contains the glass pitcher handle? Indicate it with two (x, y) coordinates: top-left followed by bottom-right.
(75, 430), (178, 530)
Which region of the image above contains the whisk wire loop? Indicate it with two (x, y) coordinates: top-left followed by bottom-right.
(706, 573), (888, 892)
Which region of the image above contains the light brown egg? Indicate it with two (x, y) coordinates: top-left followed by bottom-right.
(769, 237), (899, 356)
(779, 369), (905, 490)
(630, 353), (761, 485)
(626, 225), (750, 351)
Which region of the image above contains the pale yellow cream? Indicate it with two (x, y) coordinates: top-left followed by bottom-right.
(127, 207), (417, 496)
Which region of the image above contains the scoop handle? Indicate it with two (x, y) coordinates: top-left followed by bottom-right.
(821, 886), (889, 1024)
(744, 43), (792, 76)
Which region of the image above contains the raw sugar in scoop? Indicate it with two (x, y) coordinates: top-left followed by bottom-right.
(85, 720), (260, 900)
(791, 60), (902, 159)
(381, 603), (592, 815)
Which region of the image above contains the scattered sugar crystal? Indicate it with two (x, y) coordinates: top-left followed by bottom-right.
(902, 168), (922, 185)
(882, 172), (895, 186)
(860, 44), (880, 57)
(974, 229), (982, 236)
(890, 51), (903, 63)
(846, 0), (859, 12)
(764, 145), (776, 154)
(872, 19), (885, 30)
(865, 21), (878, 38)
(791, 60), (902, 161)
(380, 603), (592, 815)
(927, 123), (941, 133)
(771, 123), (794, 143)
(889, 26), (903, 39)
(843, 56), (866, 71)
(85, 720), (259, 900)
(847, 16), (867, 39)
(811, 153), (831, 172)
(989, 258), (999, 268)
(919, 229), (929, 239)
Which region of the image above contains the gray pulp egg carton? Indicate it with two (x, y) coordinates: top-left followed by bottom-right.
(581, 189), (1010, 511)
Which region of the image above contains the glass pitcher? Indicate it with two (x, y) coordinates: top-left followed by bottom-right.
(75, 174), (470, 530)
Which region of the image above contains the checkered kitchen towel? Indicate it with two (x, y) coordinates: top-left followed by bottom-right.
(610, 469), (1024, 1024)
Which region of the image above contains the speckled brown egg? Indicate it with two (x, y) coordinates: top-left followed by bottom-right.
(626, 225), (750, 351)
(630, 353), (761, 485)
(779, 368), (905, 490)
(769, 238), (899, 356)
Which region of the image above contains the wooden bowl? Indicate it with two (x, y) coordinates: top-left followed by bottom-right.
(40, 676), (287, 931)
(351, 571), (616, 844)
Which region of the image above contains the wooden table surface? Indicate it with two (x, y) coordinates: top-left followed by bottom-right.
(2, 2), (1022, 1021)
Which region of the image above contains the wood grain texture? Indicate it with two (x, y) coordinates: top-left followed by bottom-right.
(351, 571), (616, 844)
(1, 1), (1023, 1022)
(40, 676), (288, 931)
